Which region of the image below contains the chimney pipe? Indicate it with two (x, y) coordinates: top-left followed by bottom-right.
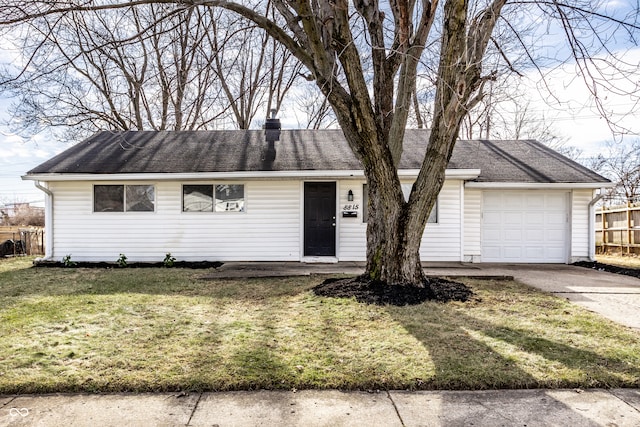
(262, 110), (280, 169)
(264, 110), (281, 133)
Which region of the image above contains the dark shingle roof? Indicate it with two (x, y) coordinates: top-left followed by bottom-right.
(27, 129), (608, 184)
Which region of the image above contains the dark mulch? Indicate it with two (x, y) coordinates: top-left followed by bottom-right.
(34, 260), (223, 269)
(573, 260), (640, 279)
(312, 276), (474, 306)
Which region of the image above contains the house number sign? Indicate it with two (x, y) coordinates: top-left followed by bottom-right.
(342, 204), (359, 218)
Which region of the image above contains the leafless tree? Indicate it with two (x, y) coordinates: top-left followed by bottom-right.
(291, 80), (337, 129)
(0, 3), (302, 138)
(1, 1), (638, 286)
(210, 4), (303, 129)
(460, 77), (580, 158)
(590, 140), (640, 205)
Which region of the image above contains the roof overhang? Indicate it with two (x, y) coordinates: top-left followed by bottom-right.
(23, 168), (482, 182)
(465, 181), (614, 189)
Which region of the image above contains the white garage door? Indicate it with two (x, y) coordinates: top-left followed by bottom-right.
(482, 191), (568, 263)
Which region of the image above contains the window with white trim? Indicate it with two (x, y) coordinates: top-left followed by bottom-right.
(94, 185), (155, 212)
(182, 184), (245, 212)
(215, 184), (245, 212)
(183, 184), (214, 212)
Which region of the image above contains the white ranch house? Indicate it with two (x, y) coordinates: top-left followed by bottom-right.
(24, 127), (611, 264)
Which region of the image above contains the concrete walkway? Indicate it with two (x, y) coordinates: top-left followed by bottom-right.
(2, 388), (640, 426)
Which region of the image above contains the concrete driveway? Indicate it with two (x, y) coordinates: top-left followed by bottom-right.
(425, 263), (640, 330)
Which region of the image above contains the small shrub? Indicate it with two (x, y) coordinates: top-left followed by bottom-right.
(116, 253), (128, 268)
(62, 254), (77, 267)
(163, 253), (176, 268)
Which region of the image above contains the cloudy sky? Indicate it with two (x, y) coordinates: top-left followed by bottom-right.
(0, 3), (639, 205)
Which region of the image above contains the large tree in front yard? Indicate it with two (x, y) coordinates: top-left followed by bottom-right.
(1, 1), (638, 286)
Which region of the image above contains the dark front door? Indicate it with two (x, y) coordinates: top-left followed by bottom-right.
(304, 182), (336, 256)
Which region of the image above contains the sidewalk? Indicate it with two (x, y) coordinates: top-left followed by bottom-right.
(3, 388), (640, 426)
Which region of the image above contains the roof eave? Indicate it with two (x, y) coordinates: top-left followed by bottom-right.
(23, 168), (482, 182)
(465, 181), (614, 189)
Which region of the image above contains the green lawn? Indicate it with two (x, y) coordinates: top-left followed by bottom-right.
(1, 257), (639, 394)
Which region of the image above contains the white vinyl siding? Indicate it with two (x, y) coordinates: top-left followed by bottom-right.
(338, 180), (462, 261)
(463, 187), (482, 262)
(420, 180), (461, 261)
(46, 178), (590, 264)
(50, 180), (300, 262)
(337, 181), (366, 261)
(570, 189), (593, 260)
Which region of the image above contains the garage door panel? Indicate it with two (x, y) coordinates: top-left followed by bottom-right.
(503, 193), (524, 208)
(524, 247), (545, 260)
(546, 229), (565, 239)
(546, 193), (566, 208)
(547, 212), (565, 224)
(547, 246), (565, 258)
(483, 192), (503, 205)
(503, 229), (523, 241)
(483, 211), (503, 225)
(504, 212), (523, 225)
(525, 230), (544, 241)
(525, 194), (545, 208)
(525, 213), (544, 226)
(502, 247), (523, 260)
(482, 191), (568, 263)
(482, 246), (502, 259)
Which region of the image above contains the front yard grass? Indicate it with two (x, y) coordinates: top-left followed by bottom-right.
(1, 257), (639, 394)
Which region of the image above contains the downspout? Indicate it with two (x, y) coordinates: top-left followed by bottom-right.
(588, 188), (606, 261)
(34, 181), (53, 260)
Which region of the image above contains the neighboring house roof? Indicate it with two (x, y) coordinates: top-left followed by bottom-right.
(26, 129), (609, 184)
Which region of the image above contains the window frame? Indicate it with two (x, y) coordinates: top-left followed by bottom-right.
(182, 184), (214, 213)
(93, 184), (156, 213)
(181, 183), (246, 213)
(214, 184), (245, 212)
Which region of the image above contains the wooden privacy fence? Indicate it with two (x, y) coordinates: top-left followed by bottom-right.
(596, 204), (640, 254)
(0, 226), (45, 256)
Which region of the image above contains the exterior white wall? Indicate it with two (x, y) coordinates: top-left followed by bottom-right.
(336, 180), (366, 261)
(571, 189), (594, 261)
(45, 178), (594, 264)
(49, 180), (301, 262)
(337, 180), (463, 261)
(420, 180), (462, 261)
(463, 187), (482, 262)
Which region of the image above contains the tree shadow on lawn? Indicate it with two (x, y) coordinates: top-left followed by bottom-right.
(385, 290), (640, 390)
(184, 299), (358, 391)
(4, 267), (639, 392)
(185, 287), (640, 392)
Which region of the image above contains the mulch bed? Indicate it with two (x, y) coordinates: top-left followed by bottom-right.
(34, 260), (223, 269)
(573, 261), (640, 279)
(312, 276), (474, 306)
